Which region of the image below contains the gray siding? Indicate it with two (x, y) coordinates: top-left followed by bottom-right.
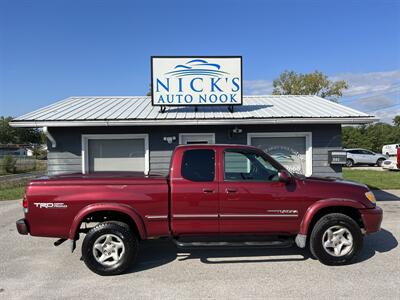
(47, 124), (342, 177)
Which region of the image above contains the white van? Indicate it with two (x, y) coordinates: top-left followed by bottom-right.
(382, 144), (399, 156)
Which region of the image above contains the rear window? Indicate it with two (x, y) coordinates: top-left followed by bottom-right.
(181, 149), (215, 182)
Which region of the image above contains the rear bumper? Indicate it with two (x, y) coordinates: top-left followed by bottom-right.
(16, 219), (29, 235)
(360, 206), (383, 234)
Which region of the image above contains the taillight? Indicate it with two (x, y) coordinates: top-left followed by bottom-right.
(23, 193), (28, 213)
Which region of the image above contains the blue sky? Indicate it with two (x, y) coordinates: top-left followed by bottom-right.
(1, 0), (399, 122)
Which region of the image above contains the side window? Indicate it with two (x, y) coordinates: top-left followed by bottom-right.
(181, 149), (215, 182)
(224, 150), (279, 182)
(361, 150), (373, 155)
(350, 150), (361, 154)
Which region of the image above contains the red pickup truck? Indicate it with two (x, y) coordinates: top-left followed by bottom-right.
(16, 144), (382, 275)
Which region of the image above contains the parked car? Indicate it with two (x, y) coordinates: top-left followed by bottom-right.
(381, 159), (398, 171)
(16, 144), (382, 275)
(382, 144), (399, 156)
(382, 148), (400, 171)
(345, 148), (387, 167)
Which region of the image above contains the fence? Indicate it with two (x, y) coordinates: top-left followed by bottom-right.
(0, 156), (47, 173)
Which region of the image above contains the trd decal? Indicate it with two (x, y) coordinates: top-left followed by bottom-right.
(33, 203), (68, 209)
(267, 209), (298, 215)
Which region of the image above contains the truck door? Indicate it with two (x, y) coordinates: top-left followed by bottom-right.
(219, 148), (301, 234)
(170, 148), (219, 234)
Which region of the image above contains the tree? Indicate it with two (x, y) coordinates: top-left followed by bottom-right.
(342, 123), (400, 152)
(393, 115), (400, 127)
(272, 70), (348, 102)
(0, 116), (45, 144)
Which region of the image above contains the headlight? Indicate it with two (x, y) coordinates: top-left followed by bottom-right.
(365, 191), (376, 204)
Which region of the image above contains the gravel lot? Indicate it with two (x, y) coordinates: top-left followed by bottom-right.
(1, 195), (399, 300)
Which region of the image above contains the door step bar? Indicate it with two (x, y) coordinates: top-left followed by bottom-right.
(173, 237), (294, 249)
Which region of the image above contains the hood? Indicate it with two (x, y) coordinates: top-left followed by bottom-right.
(292, 173), (374, 208)
(297, 174), (368, 189)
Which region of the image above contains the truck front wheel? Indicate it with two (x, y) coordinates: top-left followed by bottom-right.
(82, 222), (138, 276)
(309, 213), (363, 265)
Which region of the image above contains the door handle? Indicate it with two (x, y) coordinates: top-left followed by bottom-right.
(226, 188), (238, 193)
(202, 188), (214, 193)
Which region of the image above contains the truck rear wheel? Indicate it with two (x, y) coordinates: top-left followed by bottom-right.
(82, 222), (138, 276)
(309, 213), (363, 265)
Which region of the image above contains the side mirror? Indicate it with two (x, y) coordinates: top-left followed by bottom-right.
(278, 169), (292, 183)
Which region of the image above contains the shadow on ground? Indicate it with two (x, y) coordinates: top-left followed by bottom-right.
(355, 228), (398, 263)
(126, 227), (397, 273)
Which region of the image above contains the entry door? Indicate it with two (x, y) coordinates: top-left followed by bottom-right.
(179, 133), (215, 144)
(219, 149), (301, 234)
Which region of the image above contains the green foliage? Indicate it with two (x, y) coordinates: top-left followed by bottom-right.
(0, 116), (45, 144)
(342, 119), (400, 152)
(394, 115), (400, 127)
(272, 70), (348, 102)
(2, 155), (17, 173)
(32, 146), (47, 160)
(0, 186), (25, 200)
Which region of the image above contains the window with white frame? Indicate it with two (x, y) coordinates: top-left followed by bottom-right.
(81, 134), (149, 174)
(247, 132), (312, 176)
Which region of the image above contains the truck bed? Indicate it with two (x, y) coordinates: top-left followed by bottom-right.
(25, 172), (170, 239)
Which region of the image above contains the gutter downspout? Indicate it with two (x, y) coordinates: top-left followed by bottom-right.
(43, 127), (56, 148)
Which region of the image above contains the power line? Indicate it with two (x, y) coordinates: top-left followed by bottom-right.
(365, 103), (400, 113)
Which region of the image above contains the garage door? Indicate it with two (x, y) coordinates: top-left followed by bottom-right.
(83, 134), (149, 174)
(248, 132), (312, 176)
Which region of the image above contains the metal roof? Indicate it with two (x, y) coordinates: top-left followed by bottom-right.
(11, 95), (377, 127)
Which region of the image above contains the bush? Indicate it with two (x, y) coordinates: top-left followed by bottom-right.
(1, 155), (17, 173)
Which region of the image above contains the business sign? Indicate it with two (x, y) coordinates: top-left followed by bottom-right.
(151, 56), (242, 106)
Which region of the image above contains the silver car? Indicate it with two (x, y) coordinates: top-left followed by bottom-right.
(345, 148), (388, 167)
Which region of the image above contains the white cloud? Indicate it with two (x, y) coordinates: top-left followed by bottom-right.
(244, 80), (273, 95)
(356, 95), (396, 110)
(334, 70), (400, 123)
(245, 70), (400, 124)
(331, 70), (400, 97)
(372, 107), (400, 124)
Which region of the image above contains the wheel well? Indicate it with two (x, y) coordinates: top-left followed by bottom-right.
(77, 210), (140, 240)
(307, 206), (364, 237)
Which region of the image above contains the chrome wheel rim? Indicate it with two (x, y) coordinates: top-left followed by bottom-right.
(322, 225), (353, 257)
(93, 234), (125, 266)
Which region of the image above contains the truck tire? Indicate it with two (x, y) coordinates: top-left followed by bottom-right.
(309, 213), (363, 265)
(82, 222), (138, 276)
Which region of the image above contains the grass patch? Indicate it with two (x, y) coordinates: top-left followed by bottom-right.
(343, 169), (400, 190)
(0, 186), (25, 200)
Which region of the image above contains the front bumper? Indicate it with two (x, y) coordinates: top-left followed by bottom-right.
(360, 206), (383, 234)
(16, 219), (29, 235)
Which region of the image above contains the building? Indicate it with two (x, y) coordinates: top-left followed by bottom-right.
(10, 95), (376, 177)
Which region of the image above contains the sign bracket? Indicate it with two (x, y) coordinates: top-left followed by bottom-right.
(159, 106), (166, 113)
(228, 105), (234, 113)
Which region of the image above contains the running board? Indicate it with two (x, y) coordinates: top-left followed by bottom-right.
(173, 237), (294, 249)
